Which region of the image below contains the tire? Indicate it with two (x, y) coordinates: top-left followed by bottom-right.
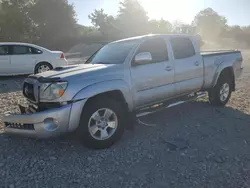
(208, 74), (232, 106)
(34, 62), (53, 74)
(77, 98), (125, 149)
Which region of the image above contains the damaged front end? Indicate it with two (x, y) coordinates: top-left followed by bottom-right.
(3, 75), (85, 138)
(4, 101), (73, 138)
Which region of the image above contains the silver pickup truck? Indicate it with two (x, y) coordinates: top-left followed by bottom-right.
(4, 34), (243, 149)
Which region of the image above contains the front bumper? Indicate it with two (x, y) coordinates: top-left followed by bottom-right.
(3, 100), (86, 138)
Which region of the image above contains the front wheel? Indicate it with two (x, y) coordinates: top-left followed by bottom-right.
(208, 75), (232, 106)
(77, 98), (125, 149)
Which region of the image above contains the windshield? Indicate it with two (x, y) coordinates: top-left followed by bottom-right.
(86, 41), (138, 64)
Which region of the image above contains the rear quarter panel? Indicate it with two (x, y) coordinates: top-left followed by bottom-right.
(36, 52), (67, 68)
(202, 52), (242, 89)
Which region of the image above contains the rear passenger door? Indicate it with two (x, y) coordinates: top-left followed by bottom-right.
(131, 37), (175, 107)
(170, 37), (203, 95)
(9, 45), (39, 74)
(0, 45), (11, 75)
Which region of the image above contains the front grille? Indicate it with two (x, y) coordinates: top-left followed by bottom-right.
(23, 82), (35, 101)
(4, 122), (34, 130)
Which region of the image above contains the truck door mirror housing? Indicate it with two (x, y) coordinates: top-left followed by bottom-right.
(134, 52), (152, 65)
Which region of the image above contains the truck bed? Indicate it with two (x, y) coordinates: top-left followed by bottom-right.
(201, 50), (240, 57)
(201, 49), (243, 89)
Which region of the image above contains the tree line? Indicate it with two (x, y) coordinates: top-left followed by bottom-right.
(0, 0), (250, 51)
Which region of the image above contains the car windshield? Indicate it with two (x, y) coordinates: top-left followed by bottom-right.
(86, 40), (138, 64)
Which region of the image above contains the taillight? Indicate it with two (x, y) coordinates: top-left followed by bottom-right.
(237, 56), (243, 62)
(239, 56), (243, 62)
(60, 53), (65, 59)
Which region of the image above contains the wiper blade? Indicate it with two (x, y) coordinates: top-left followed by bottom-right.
(93, 62), (111, 64)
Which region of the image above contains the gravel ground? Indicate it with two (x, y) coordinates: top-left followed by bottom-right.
(1, 61), (250, 188)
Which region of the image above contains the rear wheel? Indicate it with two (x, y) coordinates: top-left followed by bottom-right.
(208, 74), (232, 106)
(35, 63), (52, 74)
(77, 98), (125, 149)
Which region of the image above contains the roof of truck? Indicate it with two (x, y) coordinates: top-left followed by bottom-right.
(112, 34), (196, 43)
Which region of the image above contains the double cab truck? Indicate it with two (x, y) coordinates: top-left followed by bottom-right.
(4, 34), (243, 149)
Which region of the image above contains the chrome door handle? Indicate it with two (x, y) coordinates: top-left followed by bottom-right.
(194, 61), (199, 66)
(165, 66), (172, 71)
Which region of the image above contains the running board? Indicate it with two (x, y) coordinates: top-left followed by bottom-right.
(136, 92), (206, 118)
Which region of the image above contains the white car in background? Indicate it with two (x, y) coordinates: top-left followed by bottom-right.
(0, 42), (68, 75)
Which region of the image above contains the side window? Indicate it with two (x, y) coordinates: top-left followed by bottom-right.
(0, 46), (9, 55)
(171, 37), (195, 59)
(31, 47), (43, 54)
(12, 45), (32, 55)
(136, 38), (168, 64)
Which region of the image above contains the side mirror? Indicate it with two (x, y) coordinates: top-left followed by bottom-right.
(134, 52), (152, 65)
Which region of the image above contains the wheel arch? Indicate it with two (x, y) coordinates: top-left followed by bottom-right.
(68, 90), (130, 133)
(213, 66), (235, 91)
(34, 61), (53, 73)
(73, 80), (133, 111)
(85, 90), (129, 112)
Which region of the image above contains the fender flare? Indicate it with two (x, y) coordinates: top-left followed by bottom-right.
(211, 60), (235, 88)
(72, 79), (134, 111)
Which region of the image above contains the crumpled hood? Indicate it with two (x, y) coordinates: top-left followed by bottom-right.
(36, 64), (104, 78)
(35, 64), (112, 79)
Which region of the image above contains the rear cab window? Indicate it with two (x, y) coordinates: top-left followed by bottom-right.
(134, 37), (169, 65)
(170, 37), (196, 59)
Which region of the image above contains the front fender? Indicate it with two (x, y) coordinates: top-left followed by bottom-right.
(72, 79), (134, 111)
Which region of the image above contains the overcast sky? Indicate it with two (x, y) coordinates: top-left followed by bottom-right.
(68, 0), (250, 26)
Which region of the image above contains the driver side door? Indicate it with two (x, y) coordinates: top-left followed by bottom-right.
(130, 37), (175, 108)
